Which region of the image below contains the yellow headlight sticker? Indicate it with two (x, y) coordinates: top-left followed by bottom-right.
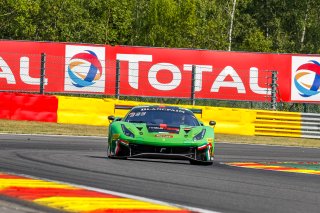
(112, 134), (120, 139)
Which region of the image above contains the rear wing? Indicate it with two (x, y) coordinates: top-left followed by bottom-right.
(189, 108), (203, 118)
(114, 104), (203, 117)
(114, 104), (135, 113)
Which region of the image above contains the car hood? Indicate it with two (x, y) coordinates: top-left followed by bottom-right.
(110, 121), (214, 146)
(122, 123), (209, 146)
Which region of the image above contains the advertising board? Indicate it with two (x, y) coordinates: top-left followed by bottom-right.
(0, 40), (319, 102)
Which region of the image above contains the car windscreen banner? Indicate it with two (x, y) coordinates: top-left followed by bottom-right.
(0, 40), (319, 103)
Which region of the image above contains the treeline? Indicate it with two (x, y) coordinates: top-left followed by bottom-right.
(1, 0), (320, 54)
(1, 0), (319, 112)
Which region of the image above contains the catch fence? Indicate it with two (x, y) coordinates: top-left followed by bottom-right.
(0, 52), (278, 110)
(0, 39), (319, 112)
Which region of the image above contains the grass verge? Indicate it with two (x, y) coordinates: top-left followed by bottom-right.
(0, 119), (319, 148)
(0, 119), (108, 137)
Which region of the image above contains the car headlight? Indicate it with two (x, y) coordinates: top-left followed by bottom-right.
(193, 129), (206, 141)
(121, 124), (135, 138)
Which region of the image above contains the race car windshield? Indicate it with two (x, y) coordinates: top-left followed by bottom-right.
(125, 107), (200, 126)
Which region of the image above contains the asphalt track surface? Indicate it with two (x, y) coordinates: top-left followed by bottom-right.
(0, 134), (319, 213)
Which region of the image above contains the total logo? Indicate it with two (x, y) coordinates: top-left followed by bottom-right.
(64, 45), (105, 92)
(291, 56), (320, 101)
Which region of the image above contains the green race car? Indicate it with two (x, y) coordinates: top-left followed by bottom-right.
(107, 105), (216, 165)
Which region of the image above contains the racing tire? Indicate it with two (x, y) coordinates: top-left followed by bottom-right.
(189, 159), (213, 165)
(107, 143), (114, 159)
(107, 143), (128, 160)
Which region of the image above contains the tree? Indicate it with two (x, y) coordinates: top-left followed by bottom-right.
(0, 0), (40, 40)
(228, 0), (237, 51)
(193, 0), (229, 50)
(1, 0), (320, 54)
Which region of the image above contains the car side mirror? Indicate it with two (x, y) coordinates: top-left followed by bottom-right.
(108, 115), (115, 121)
(209, 121), (216, 127)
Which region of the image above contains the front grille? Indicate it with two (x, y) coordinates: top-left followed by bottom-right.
(130, 144), (195, 156)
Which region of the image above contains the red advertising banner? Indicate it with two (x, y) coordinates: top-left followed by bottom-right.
(109, 46), (292, 102)
(0, 41), (63, 93)
(0, 40), (319, 102)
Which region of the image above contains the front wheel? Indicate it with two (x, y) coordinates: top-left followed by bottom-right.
(107, 142), (128, 160)
(189, 159), (213, 165)
(107, 143), (114, 158)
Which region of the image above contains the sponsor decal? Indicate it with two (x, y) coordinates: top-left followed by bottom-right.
(116, 54), (271, 96)
(207, 138), (213, 143)
(112, 134), (120, 139)
(291, 56), (320, 101)
(155, 134), (173, 138)
(159, 148), (167, 152)
(140, 107), (185, 113)
(0, 56), (48, 86)
(64, 45), (105, 92)
(197, 143), (212, 151)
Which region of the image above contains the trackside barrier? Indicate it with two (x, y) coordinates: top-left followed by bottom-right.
(254, 111), (302, 138)
(57, 96), (115, 126)
(56, 96), (319, 139)
(56, 96), (158, 126)
(0, 92), (57, 122)
(201, 107), (256, 135)
(301, 113), (320, 139)
(56, 96), (255, 135)
(1, 93), (319, 139)
(112, 104), (256, 135)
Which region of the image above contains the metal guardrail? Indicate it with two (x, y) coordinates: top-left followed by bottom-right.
(301, 113), (320, 139)
(254, 111), (320, 139)
(1, 91), (318, 139)
(254, 111), (301, 138)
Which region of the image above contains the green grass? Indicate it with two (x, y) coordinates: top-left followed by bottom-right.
(0, 119), (319, 148)
(0, 119), (108, 137)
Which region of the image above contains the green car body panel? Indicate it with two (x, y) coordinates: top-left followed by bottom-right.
(107, 105), (215, 165)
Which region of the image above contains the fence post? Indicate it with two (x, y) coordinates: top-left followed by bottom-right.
(115, 60), (120, 99)
(40, 53), (46, 95)
(303, 103), (307, 113)
(271, 70), (278, 110)
(190, 65), (196, 106)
